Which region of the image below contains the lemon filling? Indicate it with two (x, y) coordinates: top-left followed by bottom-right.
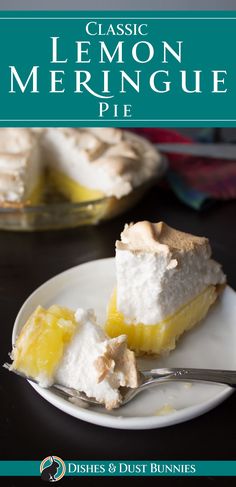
(105, 285), (217, 355)
(11, 305), (76, 383)
(48, 169), (104, 203)
(27, 175), (45, 205)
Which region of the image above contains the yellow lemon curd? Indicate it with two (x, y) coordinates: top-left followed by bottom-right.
(12, 305), (76, 380)
(105, 285), (217, 355)
(49, 169), (104, 203)
(27, 176), (45, 205)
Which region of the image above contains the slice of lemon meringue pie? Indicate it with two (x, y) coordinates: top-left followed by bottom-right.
(0, 128), (163, 226)
(10, 305), (138, 410)
(105, 221), (226, 355)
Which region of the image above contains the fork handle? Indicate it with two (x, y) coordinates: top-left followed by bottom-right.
(143, 368), (236, 388)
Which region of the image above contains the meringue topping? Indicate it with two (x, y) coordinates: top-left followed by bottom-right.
(0, 128), (35, 154)
(0, 139), (41, 204)
(89, 127), (123, 144)
(116, 221), (209, 254)
(53, 307), (139, 410)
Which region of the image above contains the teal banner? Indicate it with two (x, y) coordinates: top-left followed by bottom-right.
(0, 11), (236, 126)
(0, 460), (236, 477)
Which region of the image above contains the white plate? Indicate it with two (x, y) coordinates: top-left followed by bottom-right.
(13, 258), (236, 430)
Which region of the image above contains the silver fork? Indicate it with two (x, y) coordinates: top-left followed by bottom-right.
(3, 363), (236, 408)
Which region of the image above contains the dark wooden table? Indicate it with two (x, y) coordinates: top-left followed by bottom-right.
(1, 186), (235, 486)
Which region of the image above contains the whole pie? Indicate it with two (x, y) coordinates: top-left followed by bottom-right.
(0, 128), (162, 207)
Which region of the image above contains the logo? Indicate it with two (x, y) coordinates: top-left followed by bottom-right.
(40, 456), (66, 482)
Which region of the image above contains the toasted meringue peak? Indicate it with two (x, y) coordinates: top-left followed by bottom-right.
(56, 128), (107, 161)
(0, 128), (35, 154)
(116, 221), (209, 254)
(89, 127), (123, 144)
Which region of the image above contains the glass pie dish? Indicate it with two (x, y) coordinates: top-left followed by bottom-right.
(0, 157), (167, 231)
